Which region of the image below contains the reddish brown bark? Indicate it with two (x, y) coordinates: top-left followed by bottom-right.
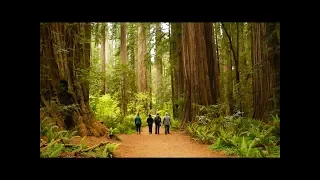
(40, 23), (107, 137)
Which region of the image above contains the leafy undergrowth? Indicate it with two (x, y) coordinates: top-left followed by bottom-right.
(91, 94), (181, 135)
(40, 119), (120, 158)
(186, 105), (280, 158)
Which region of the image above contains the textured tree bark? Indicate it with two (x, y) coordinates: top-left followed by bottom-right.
(181, 23), (217, 124)
(170, 23), (183, 119)
(212, 23), (220, 104)
(221, 23), (234, 115)
(40, 23), (107, 137)
(222, 23), (240, 86)
(120, 23), (128, 116)
(137, 23), (148, 92)
(251, 23), (280, 120)
(156, 23), (163, 107)
(100, 23), (106, 95)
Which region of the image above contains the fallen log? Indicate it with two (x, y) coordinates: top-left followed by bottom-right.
(40, 139), (61, 151)
(81, 141), (109, 152)
(40, 139), (47, 148)
(64, 144), (82, 147)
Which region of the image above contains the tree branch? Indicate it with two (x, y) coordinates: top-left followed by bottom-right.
(221, 22), (240, 83)
(221, 23), (237, 66)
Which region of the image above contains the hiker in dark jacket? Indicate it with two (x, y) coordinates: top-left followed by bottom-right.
(147, 114), (154, 134)
(135, 113), (142, 135)
(154, 113), (161, 134)
(163, 112), (171, 135)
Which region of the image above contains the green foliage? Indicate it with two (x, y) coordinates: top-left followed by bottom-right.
(94, 94), (120, 119)
(101, 143), (121, 158)
(40, 141), (65, 158)
(134, 92), (150, 115)
(117, 115), (137, 134)
(171, 119), (181, 130)
(40, 118), (79, 145)
(187, 105), (280, 158)
(158, 102), (173, 118)
(108, 127), (120, 136)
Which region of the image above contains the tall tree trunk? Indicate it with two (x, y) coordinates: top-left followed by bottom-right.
(147, 24), (152, 111)
(239, 23), (247, 113)
(40, 23), (107, 137)
(212, 23), (220, 104)
(135, 24), (139, 91)
(100, 23), (106, 95)
(215, 23), (221, 74)
(267, 23), (280, 117)
(181, 23), (216, 125)
(137, 23), (148, 92)
(120, 23), (128, 116)
(222, 23), (234, 114)
(251, 23), (280, 120)
(155, 23), (163, 107)
(170, 23), (183, 119)
(221, 23), (240, 84)
(105, 24), (108, 93)
(94, 23), (100, 47)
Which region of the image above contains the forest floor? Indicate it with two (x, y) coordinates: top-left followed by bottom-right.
(70, 124), (230, 158)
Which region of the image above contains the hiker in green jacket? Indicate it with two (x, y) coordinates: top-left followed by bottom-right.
(135, 113), (142, 135)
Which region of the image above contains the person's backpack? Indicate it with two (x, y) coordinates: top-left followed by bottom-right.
(135, 117), (141, 125)
(154, 116), (160, 124)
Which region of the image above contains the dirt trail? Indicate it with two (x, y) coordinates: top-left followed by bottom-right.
(71, 124), (229, 158)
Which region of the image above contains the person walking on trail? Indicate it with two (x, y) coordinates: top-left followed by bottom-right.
(135, 113), (142, 135)
(163, 112), (171, 135)
(147, 114), (154, 134)
(154, 113), (161, 134)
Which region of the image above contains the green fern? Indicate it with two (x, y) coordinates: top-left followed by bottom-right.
(101, 143), (120, 158)
(40, 141), (64, 158)
(234, 137), (260, 157)
(47, 125), (59, 142)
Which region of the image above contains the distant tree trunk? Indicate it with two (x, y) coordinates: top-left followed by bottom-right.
(155, 23), (163, 107)
(100, 23), (106, 95)
(181, 23), (216, 125)
(40, 23), (107, 137)
(221, 23), (240, 84)
(147, 24), (152, 111)
(221, 23), (240, 114)
(105, 24), (108, 93)
(212, 23), (220, 104)
(137, 23), (148, 92)
(135, 24), (139, 91)
(215, 23), (221, 74)
(228, 44), (234, 114)
(251, 23), (280, 120)
(267, 23), (280, 118)
(170, 23), (183, 119)
(120, 23), (128, 116)
(94, 23), (100, 47)
(239, 23), (247, 113)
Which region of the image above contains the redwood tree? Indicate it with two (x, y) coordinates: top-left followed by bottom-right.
(100, 23), (106, 95)
(181, 23), (218, 124)
(212, 23), (220, 104)
(137, 23), (148, 92)
(40, 23), (107, 137)
(170, 23), (184, 119)
(120, 23), (128, 115)
(155, 23), (163, 106)
(251, 23), (280, 120)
